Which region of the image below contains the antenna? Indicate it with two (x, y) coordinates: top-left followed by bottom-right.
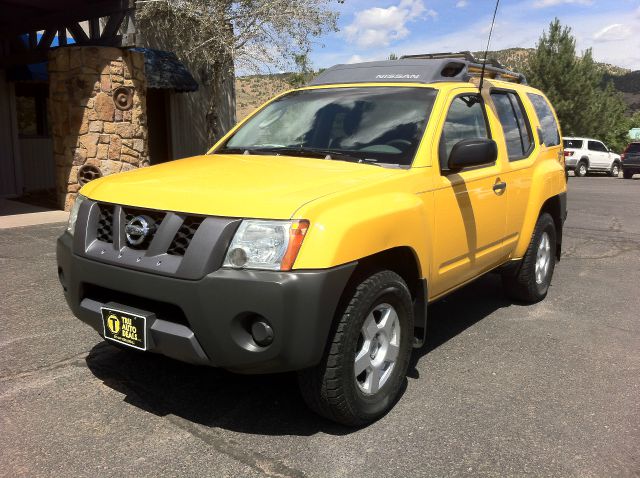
(479, 0), (501, 93)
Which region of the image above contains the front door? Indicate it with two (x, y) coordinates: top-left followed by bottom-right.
(431, 92), (508, 297)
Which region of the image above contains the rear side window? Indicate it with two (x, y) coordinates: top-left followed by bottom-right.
(588, 141), (607, 152)
(527, 93), (560, 147)
(564, 139), (583, 149)
(439, 95), (490, 170)
(490, 91), (533, 160)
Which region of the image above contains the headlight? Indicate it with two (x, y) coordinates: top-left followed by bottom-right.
(223, 219), (309, 271)
(66, 194), (86, 236)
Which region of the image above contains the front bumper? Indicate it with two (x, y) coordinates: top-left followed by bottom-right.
(57, 233), (355, 373)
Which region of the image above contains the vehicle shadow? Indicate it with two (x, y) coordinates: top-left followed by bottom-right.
(86, 272), (512, 436)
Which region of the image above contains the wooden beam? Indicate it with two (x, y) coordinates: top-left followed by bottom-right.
(88, 17), (101, 40)
(57, 28), (67, 46)
(37, 29), (56, 50)
(0, 0), (130, 40)
(28, 31), (37, 49)
(100, 10), (125, 42)
(66, 22), (89, 43)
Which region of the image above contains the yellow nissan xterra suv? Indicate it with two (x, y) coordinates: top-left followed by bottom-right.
(57, 55), (567, 426)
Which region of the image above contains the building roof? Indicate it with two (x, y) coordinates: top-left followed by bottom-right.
(131, 48), (198, 93)
(309, 57), (526, 87)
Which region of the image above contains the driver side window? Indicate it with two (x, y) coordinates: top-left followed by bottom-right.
(439, 95), (490, 170)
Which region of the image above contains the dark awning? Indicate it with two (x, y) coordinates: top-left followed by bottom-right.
(132, 48), (198, 93)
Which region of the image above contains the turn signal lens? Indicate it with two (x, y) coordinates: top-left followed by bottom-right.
(280, 220), (310, 271)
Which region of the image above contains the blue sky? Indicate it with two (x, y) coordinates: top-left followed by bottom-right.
(309, 0), (640, 70)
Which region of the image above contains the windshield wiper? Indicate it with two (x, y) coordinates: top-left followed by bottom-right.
(215, 147), (249, 154)
(249, 146), (380, 165)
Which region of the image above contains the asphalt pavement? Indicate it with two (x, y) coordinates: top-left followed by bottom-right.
(1, 175), (639, 477)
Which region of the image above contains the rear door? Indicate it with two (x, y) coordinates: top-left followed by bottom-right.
(431, 90), (509, 297)
(488, 88), (537, 254)
(588, 140), (608, 168)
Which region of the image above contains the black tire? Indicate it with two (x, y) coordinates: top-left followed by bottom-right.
(609, 162), (620, 177)
(297, 270), (414, 426)
(623, 170), (634, 179)
(502, 213), (557, 303)
(575, 160), (588, 177)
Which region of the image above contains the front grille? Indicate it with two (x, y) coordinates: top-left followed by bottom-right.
(96, 205), (114, 243)
(84, 201), (241, 280)
(168, 216), (204, 256)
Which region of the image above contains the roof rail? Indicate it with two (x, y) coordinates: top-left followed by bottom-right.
(400, 51), (526, 84)
(401, 51), (478, 62)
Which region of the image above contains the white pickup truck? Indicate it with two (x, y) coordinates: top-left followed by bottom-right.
(563, 137), (621, 177)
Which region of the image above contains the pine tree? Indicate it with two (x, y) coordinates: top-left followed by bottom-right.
(525, 19), (630, 151)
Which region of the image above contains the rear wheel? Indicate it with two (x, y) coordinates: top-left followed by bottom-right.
(502, 213), (557, 303)
(623, 170), (634, 179)
(297, 270), (414, 426)
(609, 162), (620, 177)
(575, 161), (588, 177)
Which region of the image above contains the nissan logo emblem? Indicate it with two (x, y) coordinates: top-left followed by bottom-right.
(125, 215), (156, 246)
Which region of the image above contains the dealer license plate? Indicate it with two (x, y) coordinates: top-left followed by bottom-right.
(101, 306), (147, 350)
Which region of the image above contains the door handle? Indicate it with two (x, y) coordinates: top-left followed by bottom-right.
(493, 181), (507, 194)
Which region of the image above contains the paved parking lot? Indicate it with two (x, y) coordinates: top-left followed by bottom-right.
(1, 176), (639, 477)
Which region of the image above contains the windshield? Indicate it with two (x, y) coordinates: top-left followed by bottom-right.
(626, 143), (640, 153)
(563, 139), (583, 149)
(217, 87), (437, 166)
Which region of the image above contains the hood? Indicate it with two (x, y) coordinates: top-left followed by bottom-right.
(80, 154), (397, 219)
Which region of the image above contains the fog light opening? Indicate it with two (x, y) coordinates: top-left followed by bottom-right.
(250, 318), (274, 347)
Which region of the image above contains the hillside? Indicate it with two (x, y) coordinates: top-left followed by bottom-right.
(235, 48), (639, 120)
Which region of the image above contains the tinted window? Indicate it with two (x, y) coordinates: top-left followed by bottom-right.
(588, 141), (607, 152)
(527, 93), (560, 147)
(439, 95), (489, 169)
(491, 91), (532, 160)
(627, 143), (640, 153)
(564, 139), (583, 149)
(222, 87), (437, 166)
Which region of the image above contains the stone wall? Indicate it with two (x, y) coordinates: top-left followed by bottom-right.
(49, 46), (149, 210)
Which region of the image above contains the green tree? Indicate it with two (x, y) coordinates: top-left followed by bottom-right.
(137, 0), (340, 143)
(288, 51), (313, 88)
(525, 19), (630, 151)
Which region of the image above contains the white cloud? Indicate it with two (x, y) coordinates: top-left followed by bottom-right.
(533, 0), (592, 7)
(456, 0), (468, 7)
(344, 0), (437, 49)
(393, 6), (640, 70)
(593, 24), (632, 43)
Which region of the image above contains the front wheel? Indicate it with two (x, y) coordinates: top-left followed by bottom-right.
(609, 162), (620, 177)
(502, 213), (557, 303)
(297, 270), (414, 426)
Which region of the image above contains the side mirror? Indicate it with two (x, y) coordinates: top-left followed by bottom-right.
(448, 138), (498, 171)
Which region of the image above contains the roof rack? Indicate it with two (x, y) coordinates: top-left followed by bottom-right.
(309, 51), (526, 87)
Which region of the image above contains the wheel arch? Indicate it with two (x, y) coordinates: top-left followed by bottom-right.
(539, 194), (565, 260)
(342, 247), (428, 348)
